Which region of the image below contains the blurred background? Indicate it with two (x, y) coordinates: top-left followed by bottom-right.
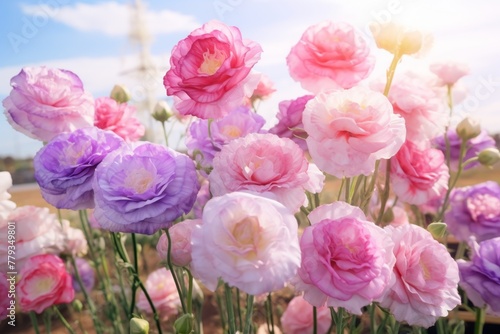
(1, 0), (499, 180)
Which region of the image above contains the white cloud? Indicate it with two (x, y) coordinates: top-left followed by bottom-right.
(20, 1), (200, 36)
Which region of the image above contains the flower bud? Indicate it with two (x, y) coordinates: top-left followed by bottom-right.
(110, 84), (131, 103)
(152, 101), (173, 123)
(478, 148), (500, 167)
(130, 318), (150, 334)
(456, 117), (481, 141)
(72, 299), (83, 312)
(173, 313), (195, 334)
(427, 222), (447, 239)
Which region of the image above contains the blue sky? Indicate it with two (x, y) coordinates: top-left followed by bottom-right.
(1, 0), (499, 158)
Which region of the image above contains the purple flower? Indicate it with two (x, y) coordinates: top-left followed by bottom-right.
(445, 181), (500, 242)
(3, 66), (95, 142)
(93, 142), (200, 235)
(457, 237), (500, 316)
(71, 257), (95, 293)
(186, 106), (265, 170)
(268, 95), (314, 151)
(433, 130), (496, 170)
(34, 127), (124, 210)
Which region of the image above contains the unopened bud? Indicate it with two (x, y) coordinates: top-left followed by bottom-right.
(130, 317), (149, 334)
(152, 101), (173, 123)
(478, 148), (500, 167)
(427, 222), (447, 239)
(456, 117), (481, 141)
(174, 313), (195, 334)
(110, 84), (131, 103)
(72, 299), (83, 312)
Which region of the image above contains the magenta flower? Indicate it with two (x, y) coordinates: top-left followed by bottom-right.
(191, 192), (301, 295)
(458, 237), (500, 316)
(208, 133), (324, 212)
(3, 66), (94, 142)
(433, 130), (496, 171)
(163, 20), (262, 119)
(18, 254), (75, 314)
(293, 202), (396, 315)
(34, 127), (124, 210)
(93, 142), (200, 235)
(389, 140), (449, 205)
(268, 95), (314, 151)
(445, 181), (500, 242)
(303, 86), (406, 178)
(380, 224), (461, 328)
(94, 97), (145, 142)
(186, 106), (265, 170)
(287, 21), (374, 93)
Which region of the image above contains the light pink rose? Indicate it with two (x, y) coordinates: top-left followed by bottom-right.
(0, 206), (65, 272)
(0, 273), (10, 320)
(61, 221), (88, 257)
(380, 224), (461, 328)
(250, 73), (276, 102)
(303, 86), (406, 178)
(280, 295), (331, 334)
(2, 66), (94, 142)
(94, 97), (145, 142)
(0, 171), (16, 219)
(163, 20), (262, 119)
(287, 21), (374, 93)
(430, 61), (469, 86)
(156, 219), (201, 267)
(209, 133), (324, 212)
(137, 268), (181, 321)
(389, 140), (449, 205)
(373, 72), (448, 143)
(191, 192), (301, 295)
(18, 254), (75, 314)
(292, 202), (396, 315)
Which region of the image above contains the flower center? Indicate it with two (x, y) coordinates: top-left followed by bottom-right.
(222, 125), (242, 139)
(124, 168), (154, 194)
(198, 46), (226, 75)
(232, 216), (261, 259)
(466, 193), (500, 221)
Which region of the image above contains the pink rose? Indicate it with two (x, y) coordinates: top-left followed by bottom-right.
(61, 221), (88, 257)
(389, 140), (449, 205)
(280, 295), (331, 334)
(303, 86), (406, 178)
(268, 95), (314, 151)
(380, 224), (461, 328)
(0, 171), (16, 219)
(18, 254), (75, 313)
(287, 21), (374, 93)
(430, 61), (469, 86)
(0, 206), (65, 272)
(2, 66), (94, 142)
(137, 268), (181, 321)
(163, 20), (262, 119)
(373, 72), (447, 143)
(249, 73), (276, 102)
(191, 192), (301, 295)
(94, 97), (145, 142)
(293, 202), (396, 314)
(156, 219), (201, 267)
(208, 133), (324, 212)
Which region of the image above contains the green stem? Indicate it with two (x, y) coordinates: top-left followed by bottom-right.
(335, 307), (345, 334)
(455, 241), (467, 260)
(165, 228), (188, 314)
(376, 159), (392, 225)
(187, 269), (194, 314)
(30, 311), (41, 334)
(369, 303), (377, 334)
(160, 121), (169, 147)
(474, 307), (485, 334)
(225, 284), (236, 334)
(243, 294), (254, 334)
(436, 318), (446, 334)
(129, 233), (139, 316)
(43, 310), (52, 334)
(236, 288), (243, 330)
(267, 294), (275, 334)
(53, 306), (76, 334)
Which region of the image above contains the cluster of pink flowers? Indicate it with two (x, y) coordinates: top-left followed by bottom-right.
(3, 15), (499, 333)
